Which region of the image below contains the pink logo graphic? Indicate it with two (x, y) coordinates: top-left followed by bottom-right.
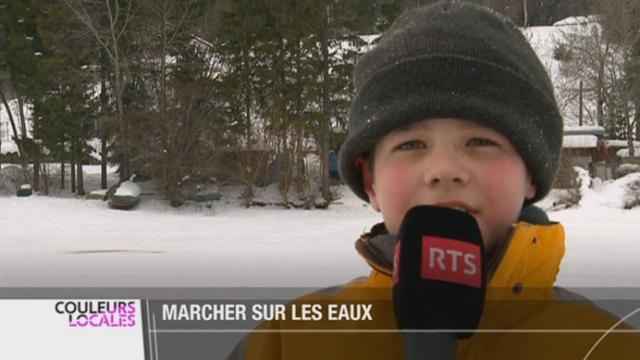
(56, 301), (137, 328)
(393, 241), (401, 285)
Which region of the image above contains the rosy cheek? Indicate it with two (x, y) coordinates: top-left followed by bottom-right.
(479, 160), (528, 216)
(483, 158), (520, 185)
(377, 165), (412, 234)
(478, 167), (505, 195)
(376, 164), (411, 197)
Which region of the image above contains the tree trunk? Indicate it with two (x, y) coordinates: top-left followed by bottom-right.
(42, 162), (49, 196)
(99, 56), (109, 189)
(17, 93), (29, 185)
(160, 2), (167, 120)
(109, 0), (131, 182)
(71, 153), (76, 194)
(241, 42), (254, 203)
(33, 150), (40, 192)
(114, 59), (130, 181)
(243, 48), (252, 151)
(597, 88), (605, 131)
(579, 80), (583, 126)
(77, 161), (85, 196)
(597, 42), (610, 131)
(16, 95), (27, 140)
(60, 160), (65, 189)
(635, 100), (640, 142)
(319, 3), (332, 202)
(279, 133), (290, 205)
(625, 87), (635, 159)
(101, 136), (108, 189)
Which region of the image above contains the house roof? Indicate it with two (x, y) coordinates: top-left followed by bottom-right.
(604, 140), (640, 148)
(564, 126), (605, 136)
(563, 135), (598, 148)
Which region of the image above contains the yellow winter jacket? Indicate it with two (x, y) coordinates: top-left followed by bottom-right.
(230, 221), (640, 359)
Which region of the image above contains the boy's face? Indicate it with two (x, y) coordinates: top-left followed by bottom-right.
(362, 118), (536, 252)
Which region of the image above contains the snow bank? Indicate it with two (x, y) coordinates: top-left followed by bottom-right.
(90, 189), (108, 196)
(580, 172), (640, 209)
(3, 184), (640, 288)
(616, 163), (640, 178)
(617, 147), (640, 158)
(538, 168), (640, 211)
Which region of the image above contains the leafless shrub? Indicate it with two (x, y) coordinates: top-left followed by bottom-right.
(0, 165), (31, 195)
(553, 158), (584, 209)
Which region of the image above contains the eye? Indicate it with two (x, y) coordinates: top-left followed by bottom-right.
(467, 137), (497, 147)
(395, 140), (425, 151)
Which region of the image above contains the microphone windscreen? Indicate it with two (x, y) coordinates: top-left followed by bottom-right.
(393, 205), (486, 339)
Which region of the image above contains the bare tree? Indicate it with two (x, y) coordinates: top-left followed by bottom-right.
(555, 0), (640, 159)
(0, 87), (28, 181)
(555, 17), (613, 129)
(598, 0), (640, 158)
(129, 0), (220, 206)
(61, 0), (139, 180)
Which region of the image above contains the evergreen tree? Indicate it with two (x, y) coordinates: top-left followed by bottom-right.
(31, 0), (98, 195)
(214, 0), (373, 206)
(301, 0), (368, 201)
(61, 0), (141, 181)
(0, 0), (44, 183)
(131, 0), (219, 206)
(215, 0), (274, 205)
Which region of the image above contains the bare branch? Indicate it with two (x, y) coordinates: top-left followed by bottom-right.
(61, 0), (115, 62)
(117, 0), (137, 41)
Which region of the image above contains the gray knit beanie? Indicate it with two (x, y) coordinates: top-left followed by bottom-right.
(339, 0), (563, 205)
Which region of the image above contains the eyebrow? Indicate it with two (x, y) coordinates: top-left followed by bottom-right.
(389, 122), (420, 135)
(391, 119), (492, 135)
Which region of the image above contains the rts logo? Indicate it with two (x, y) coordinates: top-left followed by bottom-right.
(421, 236), (481, 288)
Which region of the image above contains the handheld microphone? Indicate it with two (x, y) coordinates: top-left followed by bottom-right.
(393, 205), (487, 360)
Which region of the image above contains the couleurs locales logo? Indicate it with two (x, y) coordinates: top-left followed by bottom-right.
(55, 301), (137, 328)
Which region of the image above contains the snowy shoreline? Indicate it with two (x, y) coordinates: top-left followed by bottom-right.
(2, 174), (640, 288)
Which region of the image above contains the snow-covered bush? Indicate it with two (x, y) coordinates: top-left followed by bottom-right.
(623, 177), (640, 209)
(616, 163), (640, 179)
(577, 172), (640, 209)
(0, 165), (28, 195)
(245, 180), (329, 209)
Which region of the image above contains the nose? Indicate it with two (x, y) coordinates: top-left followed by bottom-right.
(422, 148), (470, 187)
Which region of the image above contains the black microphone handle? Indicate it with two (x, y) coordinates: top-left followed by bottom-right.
(405, 333), (457, 360)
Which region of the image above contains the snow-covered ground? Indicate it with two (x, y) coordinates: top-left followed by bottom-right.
(2, 166), (640, 288)
(0, 192), (377, 288)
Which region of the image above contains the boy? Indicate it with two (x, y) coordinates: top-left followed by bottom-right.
(229, 1), (640, 359)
